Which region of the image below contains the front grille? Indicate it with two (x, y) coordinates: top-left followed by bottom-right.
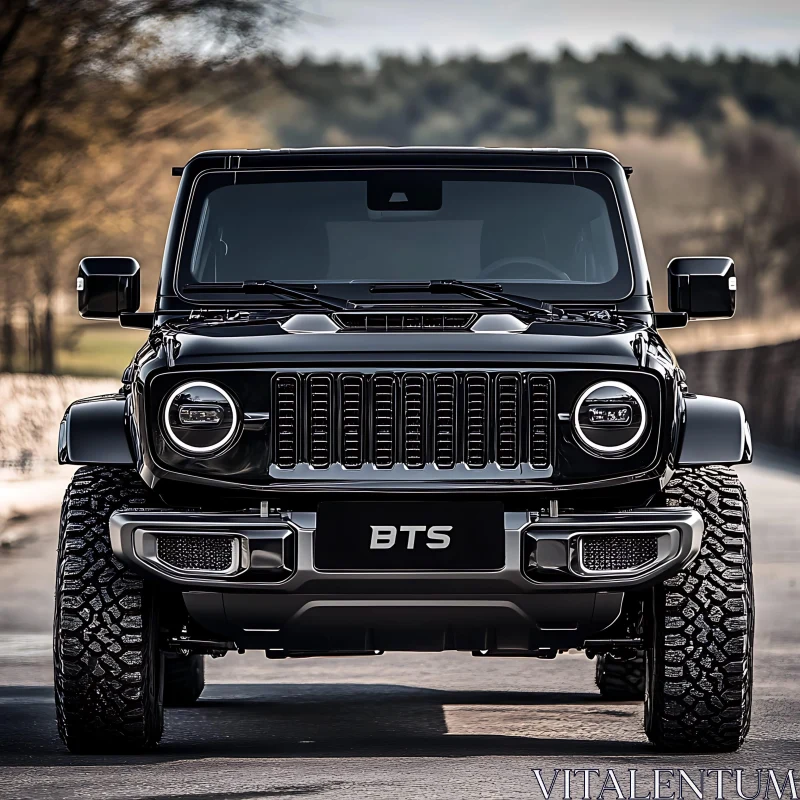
(580, 534), (659, 572)
(272, 371), (553, 471)
(334, 313), (475, 331)
(156, 534), (234, 572)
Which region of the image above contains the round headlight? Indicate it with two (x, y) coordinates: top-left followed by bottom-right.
(163, 381), (239, 455)
(572, 380), (647, 456)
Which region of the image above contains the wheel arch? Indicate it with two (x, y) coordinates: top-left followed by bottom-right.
(677, 394), (752, 467)
(58, 394), (135, 466)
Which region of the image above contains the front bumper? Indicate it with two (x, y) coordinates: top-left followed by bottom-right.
(110, 507), (703, 592)
(110, 507), (702, 651)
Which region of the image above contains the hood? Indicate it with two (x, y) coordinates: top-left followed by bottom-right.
(165, 316), (650, 370)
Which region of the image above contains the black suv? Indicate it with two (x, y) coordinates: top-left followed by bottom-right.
(56, 147), (753, 754)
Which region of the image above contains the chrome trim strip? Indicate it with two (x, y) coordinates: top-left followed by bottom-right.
(268, 462), (554, 481)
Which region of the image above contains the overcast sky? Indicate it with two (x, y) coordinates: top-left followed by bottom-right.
(278, 0), (800, 61)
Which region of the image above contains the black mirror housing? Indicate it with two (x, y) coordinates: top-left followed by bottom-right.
(78, 257), (141, 319)
(668, 257), (735, 319)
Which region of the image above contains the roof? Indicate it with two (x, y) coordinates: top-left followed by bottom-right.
(175, 146), (627, 178)
(189, 145), (621, 160)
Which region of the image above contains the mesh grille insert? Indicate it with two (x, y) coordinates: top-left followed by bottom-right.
(156, 534), (234, 572)
(581, 535), (659, 572)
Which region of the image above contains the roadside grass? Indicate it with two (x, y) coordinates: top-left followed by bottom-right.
(57, 322), (147, 378)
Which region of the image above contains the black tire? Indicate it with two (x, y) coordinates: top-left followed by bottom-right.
(54, 466), (164, 753)
(163, 654), (205, 706)
(596, 651), (646, 700)
(644, 465), (754, 752)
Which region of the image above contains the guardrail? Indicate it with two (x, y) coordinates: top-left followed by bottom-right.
(679, 339), (800, 451)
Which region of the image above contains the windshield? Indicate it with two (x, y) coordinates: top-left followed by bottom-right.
(179, 169), (632, 302)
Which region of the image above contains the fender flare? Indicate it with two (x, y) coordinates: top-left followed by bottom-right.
(677, 394), (753, 467)
(58, 394), (135, 466)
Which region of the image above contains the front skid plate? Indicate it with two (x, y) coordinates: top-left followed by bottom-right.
(181, 589), (627, 652)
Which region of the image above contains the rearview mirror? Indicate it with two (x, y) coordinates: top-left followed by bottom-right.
(77, 257), (140, 319)
(668, 257), (736, 319)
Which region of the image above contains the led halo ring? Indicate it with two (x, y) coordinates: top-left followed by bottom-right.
(572, 380), (647, 455)
(163, 380), (239, 455)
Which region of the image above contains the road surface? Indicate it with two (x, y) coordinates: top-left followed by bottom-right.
(1, 457), (799, 799)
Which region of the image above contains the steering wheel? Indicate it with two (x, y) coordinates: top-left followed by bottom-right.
(481, 256), (571, 281)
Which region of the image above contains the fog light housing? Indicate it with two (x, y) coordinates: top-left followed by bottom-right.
(573, 381), (647, 455)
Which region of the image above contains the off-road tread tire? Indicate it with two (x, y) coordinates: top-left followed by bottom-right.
(54, 465), (164, 753)
(163, 655), (205, 706)
(645, 465), (754, 752)
(596, 651), (646, 700)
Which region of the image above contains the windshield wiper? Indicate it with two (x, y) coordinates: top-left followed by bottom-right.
(184, 281), (351, 311)
(370, 280), (561, 318)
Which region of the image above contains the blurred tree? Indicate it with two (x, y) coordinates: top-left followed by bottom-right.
(713, 126), (800, 317)
(0, 0), (292, 205)
(0, 0), (293, 372)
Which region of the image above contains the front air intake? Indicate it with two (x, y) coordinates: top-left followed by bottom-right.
(334, 312), (475, 331)
(156, 534), (236, 573)
(579, 534), (659, 573)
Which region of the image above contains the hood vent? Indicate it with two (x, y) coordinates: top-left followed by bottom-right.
(333, 312), (475, 331)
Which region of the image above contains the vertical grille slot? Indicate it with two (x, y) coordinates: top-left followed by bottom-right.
(307, 375), (333, 468)
(402, 374), (426, 468)
(433, 374), (457, 468)
(274, 374), (300, 468)
(372, 374), (396, 468)
(340, 375), (365, 468)
(496, 374), (521, 468)
(464, 374), (489, 468)
(529, 375), (552, 470)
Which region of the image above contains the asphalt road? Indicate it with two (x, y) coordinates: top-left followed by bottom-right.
(1, 456), (799, 799)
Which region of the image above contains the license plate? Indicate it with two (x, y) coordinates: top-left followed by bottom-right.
(314, 501), (504, 570)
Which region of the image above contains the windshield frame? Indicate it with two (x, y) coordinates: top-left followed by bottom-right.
(173, 167), (635, 307)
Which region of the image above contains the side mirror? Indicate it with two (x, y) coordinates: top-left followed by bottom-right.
(668, 257), (736, 319)
(77, 257), (140, 319)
